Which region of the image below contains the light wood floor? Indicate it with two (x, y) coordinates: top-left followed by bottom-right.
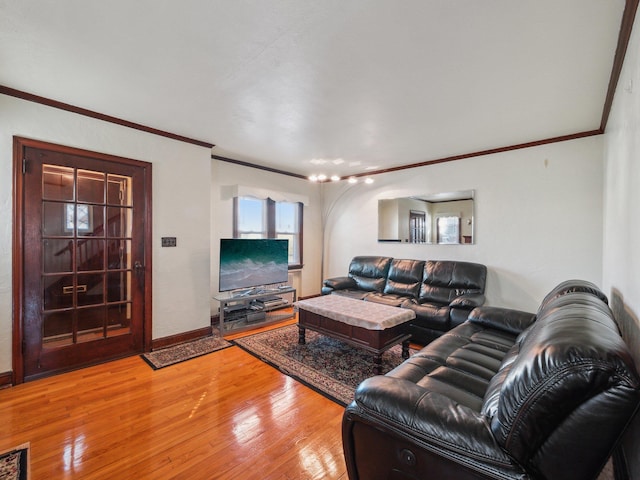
(0, 320), (348, 479)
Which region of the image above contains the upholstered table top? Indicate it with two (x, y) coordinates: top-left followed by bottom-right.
(295, 295), (415, 330)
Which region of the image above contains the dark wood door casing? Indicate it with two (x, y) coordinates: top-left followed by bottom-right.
(12, 136), (153, 384)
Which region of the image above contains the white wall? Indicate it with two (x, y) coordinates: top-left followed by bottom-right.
(210, 160), (323, 309)
(0, 95), (212, 373)
(602, 8), (640, 478)
(603, 7), (640, 360)
(323, 136), (604, 313)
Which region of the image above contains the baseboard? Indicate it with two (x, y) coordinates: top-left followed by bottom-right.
(0, 371), (13, 389)
(151, 326), (213, 351)
(299, 294), (321, 300)
(3, 326), (218, 382)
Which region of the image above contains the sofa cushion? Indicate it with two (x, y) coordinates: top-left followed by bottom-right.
(364, 292), (405, 307)
(383, 258), (425, 298)
(387, 321), (519, 412)
(322, 275), (356, 291)
(538, 278), (608, 313)
(401, 299), (450, 331)
(348, 256), (392, 292)
(330, 289), (371, 300)
(419, 260), (487, 303)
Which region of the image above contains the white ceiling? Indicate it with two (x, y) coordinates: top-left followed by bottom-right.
(0, 1), (628, 178)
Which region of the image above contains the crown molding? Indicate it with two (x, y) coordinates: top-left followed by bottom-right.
(0, 85), (215, 149)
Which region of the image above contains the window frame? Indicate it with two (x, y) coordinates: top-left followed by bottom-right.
(233, 197), (303, 270)
(65, 203), (92, 233)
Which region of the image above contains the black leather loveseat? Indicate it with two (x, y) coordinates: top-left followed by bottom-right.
(322, 256), (487, 344)
(342, 280), (640, 480)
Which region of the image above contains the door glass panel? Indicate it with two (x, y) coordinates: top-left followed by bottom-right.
(77, 170), (105, 203)
(107, 240), (131, 270)
(77, 306), (105, 343)
(43, 202), (72, 236)
(107, 174), (132, 206)
(107, 207), (132, 237)
(43, 239), (73, 273)
(107, 303), (131, 337)
(43, 165), (74, 201)
(76, 273), (104, 306)
(74, 204), (105, 237)
(409, 211), (426, 243)
(77, 239), (105, 271)
(107, 271), (131, 302)
(43, 274), (74, 310)
(43, 311), (73, 346)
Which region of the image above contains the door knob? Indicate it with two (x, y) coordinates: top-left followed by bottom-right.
(134, 261), (144, 282)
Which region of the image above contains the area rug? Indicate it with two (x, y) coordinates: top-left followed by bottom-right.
(141, 336), (232, 370)
(0, 443), (29, 480)
(233, 324), (413, 406)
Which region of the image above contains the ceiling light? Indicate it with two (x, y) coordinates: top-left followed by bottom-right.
(330, 175), (341, 182)
(308, 175), (319, 182)
(364, 177), (374, 184)
(317, 174), (327, 182)
(347, 177), (358, 184)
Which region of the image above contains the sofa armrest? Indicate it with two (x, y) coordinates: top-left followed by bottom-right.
(467, 306), (536, 335)
(449, 293), (485, 309)
(343, 376), (520, 478)
(322, 276), (357, 291)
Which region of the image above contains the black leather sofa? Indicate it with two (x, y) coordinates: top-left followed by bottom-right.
(342, 280), (640, 480)
(322, 256), (487, 344)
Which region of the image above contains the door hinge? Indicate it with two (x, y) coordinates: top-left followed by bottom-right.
(22, 158), (27, 174)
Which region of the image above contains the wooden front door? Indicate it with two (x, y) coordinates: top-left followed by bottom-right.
(13, 137), (152, 383)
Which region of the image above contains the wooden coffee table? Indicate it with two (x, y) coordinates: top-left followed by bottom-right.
(295, 295), (415, 374)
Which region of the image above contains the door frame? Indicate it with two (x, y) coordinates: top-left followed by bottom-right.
(12, 136), (153, 384)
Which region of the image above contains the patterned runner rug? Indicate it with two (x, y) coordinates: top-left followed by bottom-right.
(141, 336), (232, 370)
(233, 324), (413, 406)
(0, 443), (29, 480)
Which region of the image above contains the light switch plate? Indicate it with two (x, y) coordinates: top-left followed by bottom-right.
(161, 237), (177, 247)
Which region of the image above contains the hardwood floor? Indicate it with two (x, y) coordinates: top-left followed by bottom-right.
(0, 320), (349, 479)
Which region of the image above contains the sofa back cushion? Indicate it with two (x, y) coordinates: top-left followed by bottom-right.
(537, 278), (608, 315)
(488, 292), (640, 479)
(348, 256), (392, 292)
(383, 259), (425, 298)
(419, 261), (487, 304)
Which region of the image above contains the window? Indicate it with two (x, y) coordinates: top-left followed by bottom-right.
(236, 197), (267, 238)
(234, 196), (303, 267)
(436, 216), (461, 244)
(65, 203), (91, 232)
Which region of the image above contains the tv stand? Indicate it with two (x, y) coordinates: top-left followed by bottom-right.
(231, 288), (256, 297)
(213, 286), (296, 334)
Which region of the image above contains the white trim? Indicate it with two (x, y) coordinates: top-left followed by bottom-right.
(231, 185), (310, 206)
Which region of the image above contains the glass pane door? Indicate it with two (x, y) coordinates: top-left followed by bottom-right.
(18, 139), (149, 383)
(41, 165), (134, 347)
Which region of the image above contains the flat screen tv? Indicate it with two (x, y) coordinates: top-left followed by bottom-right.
(219, 238), (289, 293)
